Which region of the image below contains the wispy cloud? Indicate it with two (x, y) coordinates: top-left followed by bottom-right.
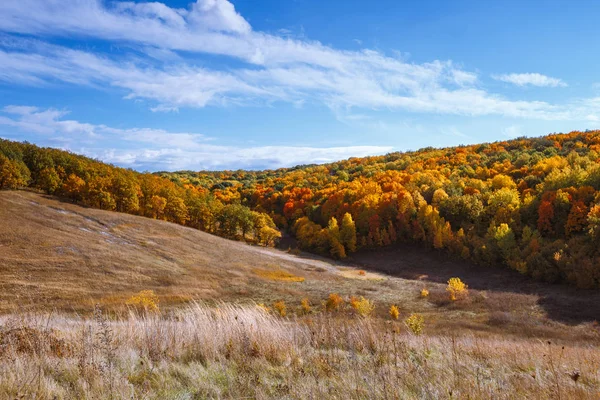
(0, 0), (589, 121)
(0, 105), (393, 170)
(492, 72), (567, 87)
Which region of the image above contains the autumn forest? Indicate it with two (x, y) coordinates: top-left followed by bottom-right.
(3, 130), (600, 288)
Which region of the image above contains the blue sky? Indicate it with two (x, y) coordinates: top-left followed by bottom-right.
(0, 0), (599, 171)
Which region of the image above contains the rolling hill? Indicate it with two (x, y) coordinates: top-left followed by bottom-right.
(1, 189), (599, 331)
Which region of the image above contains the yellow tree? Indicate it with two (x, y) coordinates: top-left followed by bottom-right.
(340, 212), (357, 253)
(328, 217), (346, 259)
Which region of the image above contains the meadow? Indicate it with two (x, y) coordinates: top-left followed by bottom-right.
(1, 190), (600, 399)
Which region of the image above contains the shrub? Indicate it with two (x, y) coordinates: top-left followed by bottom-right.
(300, 298), (311, 315)
(350, 296), (375, 317)
(273, 301), (286, 317)
(126, 290), (159, 313)
(405, 313), (425, 335)
(446, 277), (468, 301)
(420, 288), (429, 298)
(358, 270), (366, 276)
(389, 305), (400, 320)
(325, 293), (344, 311)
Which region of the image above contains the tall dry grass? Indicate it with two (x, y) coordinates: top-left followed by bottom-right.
(0, 303), (598, 399)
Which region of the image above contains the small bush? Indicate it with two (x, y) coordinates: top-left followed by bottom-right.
(446, 277), (468, 301)
(126, 290), (159, 312)
(300, 298), (311, 315)
(350, 296), (375, 317)
(420, 288), (429, 298)
(405, 314), (425, 335)
(325, 293), (344, 311)
(273, 300), (287, 317)
(389, 305), (400, 320)
(358, 270), (366, 276)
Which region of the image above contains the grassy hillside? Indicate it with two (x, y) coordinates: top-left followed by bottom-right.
(2, 190), (599, 329)
(1, 192), (600, 398)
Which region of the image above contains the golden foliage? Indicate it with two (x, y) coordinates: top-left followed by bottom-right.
(389, 305), (400, 320)
(253, 267), (305, 282)
(300, 298), (311, 315)
(420, 288), (429, 298)
(325, 293), (344, 311)
(405, 313), (425, 335)
(126, 290), (159, 312)
(446, 277), (468, 301)
(273, 300), (287, 317)
(349, 296), (375, 317)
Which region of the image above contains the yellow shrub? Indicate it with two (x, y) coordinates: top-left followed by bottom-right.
(273, 300), (287, 317)
(126, 290), (159, 312)
(420, 288), (429, 298)
(446, 277), (468, 301)
(389, 305), (400, 320)
(300, 298), (311, 315)
(405, 313), (424, 335)
(325, 293), (344, 311)
(350, 296), (375, 317)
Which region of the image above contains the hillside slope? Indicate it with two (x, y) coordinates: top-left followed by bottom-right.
(0, 190), (349, 313)
(1, 190), (599, 338)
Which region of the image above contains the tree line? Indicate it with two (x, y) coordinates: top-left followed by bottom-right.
(0, 140), (281, 246)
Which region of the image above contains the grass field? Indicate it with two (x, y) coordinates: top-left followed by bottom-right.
(1, 190), (600, 398)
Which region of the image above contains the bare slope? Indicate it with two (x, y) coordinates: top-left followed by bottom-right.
(0, 190), (349, 313)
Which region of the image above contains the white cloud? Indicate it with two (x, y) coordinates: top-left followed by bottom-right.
(492, 73), (567, 87)
(0, 105), (393, 170)
(0, 0), (596, 123)
(0, 0), (583, 121)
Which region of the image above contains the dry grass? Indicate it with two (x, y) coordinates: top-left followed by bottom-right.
(338, 269), (386, 280)
(3, 190), (600, 398)
(0, 304), (598, 399)
(253, 267), (305, 282)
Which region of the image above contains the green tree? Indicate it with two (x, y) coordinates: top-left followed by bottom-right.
(164, 196), (189, 224)
(37, 167), (61, 194)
